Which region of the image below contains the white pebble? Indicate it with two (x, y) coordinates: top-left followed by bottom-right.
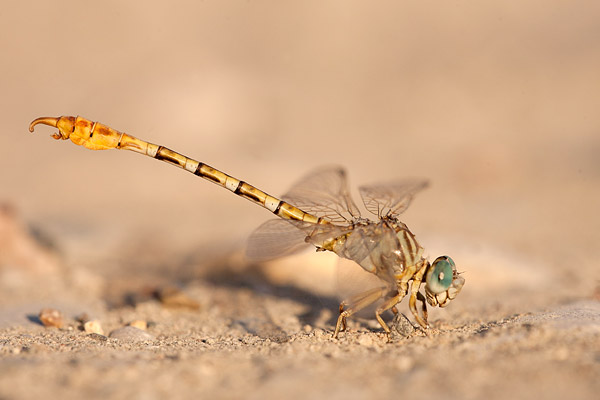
(84, 320), (104, 335)
(109, 326), (155, 342)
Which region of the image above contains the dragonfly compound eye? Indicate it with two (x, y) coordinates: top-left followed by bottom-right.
(426, 256), (454, 294)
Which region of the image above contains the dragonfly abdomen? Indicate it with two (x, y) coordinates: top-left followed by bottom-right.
(29, 116), (323, 225)
(148, 144), (322, 224)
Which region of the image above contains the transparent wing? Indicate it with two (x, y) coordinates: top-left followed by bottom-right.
(282, 166), (361, 224)
(336, 257), (391, 304)
(337, 222), (402, 277)
(287, 220), (355, 248)
(245, 219), (311, 262)
(359, 179), (429, 219)
(339, 224), (382, 264)
(246, 219), (353, 262)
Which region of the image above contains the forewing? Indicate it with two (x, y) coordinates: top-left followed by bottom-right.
(359, 179), (429, 218)
(282, 166), (361, 223)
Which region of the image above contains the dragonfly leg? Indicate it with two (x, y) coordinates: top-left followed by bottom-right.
(409, 262), (429, 329)
(333, 286), (387, 338)
(416, 291), (428, 325)
(338, 303), (347, 332)
(375, 292), (407, 334)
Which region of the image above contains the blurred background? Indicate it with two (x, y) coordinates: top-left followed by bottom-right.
(1, 0), (599, 310)
(1, 2), (599, 399)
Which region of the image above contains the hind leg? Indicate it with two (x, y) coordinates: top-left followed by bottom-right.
(334, 286), (387, 338)
(375, 292), (406, 334)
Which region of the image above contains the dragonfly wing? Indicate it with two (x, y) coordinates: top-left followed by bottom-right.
(339, 222), (406, 280)
(341, 224), (380, 264)
(286, 220), (354, 247)
(358, 179), (429, 218)
(282, 166), (361, 223)
(246, 219), (354, 261)
(246, 219), (311, 262)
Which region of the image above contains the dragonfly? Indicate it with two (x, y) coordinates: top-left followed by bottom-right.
(29, 115), (465, 337)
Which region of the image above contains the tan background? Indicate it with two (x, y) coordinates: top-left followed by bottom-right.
(1, 1), (599, 399)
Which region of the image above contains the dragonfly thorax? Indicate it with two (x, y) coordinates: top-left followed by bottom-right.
(328, 219), (424, 284)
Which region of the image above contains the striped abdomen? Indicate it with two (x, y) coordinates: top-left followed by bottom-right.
(152, 146), (322, 223)
(29, 115), (324, 225)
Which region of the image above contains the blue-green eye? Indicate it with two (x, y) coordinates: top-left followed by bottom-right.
(426, 256), (454, 294)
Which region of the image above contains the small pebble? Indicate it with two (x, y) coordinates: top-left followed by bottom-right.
(391, 313), (416, 338)
(39, 308), (63, 328)
(84, 320), (104, 335)
(87, 333), (108, 342)
(155, 286), (201, 310)
(109, 326), (155, 342)
(128, 320), (147, 331)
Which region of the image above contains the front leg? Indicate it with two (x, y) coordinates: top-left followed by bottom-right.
(416, 291), (429, 325)
(409, 261), (429, 329)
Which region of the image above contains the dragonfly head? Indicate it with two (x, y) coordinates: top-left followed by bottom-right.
(424, 256), (464, 307)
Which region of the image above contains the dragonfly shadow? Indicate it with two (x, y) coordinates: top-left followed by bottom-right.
(26, 314), (43, 326)
(203, 263), (342, 329)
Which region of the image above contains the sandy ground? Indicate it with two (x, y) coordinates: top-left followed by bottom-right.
(1, 1), (599, 399)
